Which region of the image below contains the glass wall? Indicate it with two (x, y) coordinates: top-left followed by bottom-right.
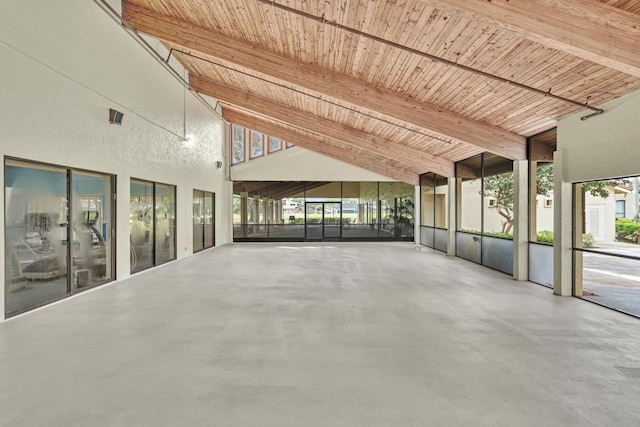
(5, 159), (115, 317)
(130, 179), (176, 273)
(71, 171), (114, 289)
(528, 129), (556, 287)
(457, 155), (482, 263)
(456, 153), (514, 274)
(379, 182), (414, 240)
(193, 190), (204, 252)
(232, 181), (414, 242)
(193, 189), (215, 252)
(574, 177), (640, 317)
(420, 173), (448, 252)
(130, 179), (154, 272)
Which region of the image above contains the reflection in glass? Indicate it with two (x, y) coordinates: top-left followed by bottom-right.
(231, 181), (414, 242)
(130, 180), (154, 272)
(71, 171), (113, 289)
(379, 182), (414, 240)
(155, 183), (176, 265)
(194, 190), (214, 251)
(421, 175), (435, 228)
(435, 176), (448, 229)
(421, 173), (448, 249)
(5, 160), (69, 314)
(193, 190), (204, 252)
(232, 125), (245, 165)
(250, 130), (264, 159)
(204, 192), (214, 248)
(268, 136), (282, 153)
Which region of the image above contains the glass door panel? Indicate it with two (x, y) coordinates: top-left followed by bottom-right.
(155, 184), (176, 265)
(305, 202), (323, 240)
(130, 180), (154, 272)
(71, 171), (113, 290)
(5, 160), (69, 314)
(204, 193), (214, 248)
(324, 202), (342, 240)
(193, 190), (204, 252)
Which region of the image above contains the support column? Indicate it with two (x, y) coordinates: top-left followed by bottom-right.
(252, 195), (260, 223)
(263, 197), (270, 224)
(414, 185), (420, 244)
(513, 160), (529, 281)
(240, 192), (248, 237)
(447, 177), (457, 256)
(553, 150), (573, 296)
(277, 200), (283, 223)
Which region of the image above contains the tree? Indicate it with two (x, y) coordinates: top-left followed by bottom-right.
(482, 172), (515, 234)
(482, 164), (554, 235)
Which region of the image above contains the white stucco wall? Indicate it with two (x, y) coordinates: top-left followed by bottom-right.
(558, 90), (640, 182)
(231, 146), (396, 182)
(1, 0), (231, 319)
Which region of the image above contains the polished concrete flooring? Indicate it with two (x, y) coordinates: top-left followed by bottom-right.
(1, 242), (640, 426)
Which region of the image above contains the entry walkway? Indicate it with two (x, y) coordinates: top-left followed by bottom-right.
(1, 243), (640, 426)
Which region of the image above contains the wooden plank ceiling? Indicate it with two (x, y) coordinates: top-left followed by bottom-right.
(122, 0), (640, 184)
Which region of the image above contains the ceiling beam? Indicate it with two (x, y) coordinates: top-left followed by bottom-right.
(426, 0), (640, 78)
(122, 2), (526, 160)
(192, 74), (455, 177)
(223, 108), (420, 185)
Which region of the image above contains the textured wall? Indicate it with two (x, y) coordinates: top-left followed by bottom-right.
(0, 0), (231, 318)
(231, 146), (396, 182)
(558, 90), (640, 183)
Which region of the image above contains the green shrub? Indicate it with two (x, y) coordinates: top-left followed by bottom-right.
(536, 230), (554, 243)
(483, 231), (513, 239)
(582, 233), (595, 248)
(615, 219), (640, 243)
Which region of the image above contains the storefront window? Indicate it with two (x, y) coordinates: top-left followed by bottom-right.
(71, 171), (114, 289)
(5, 159), (115, 317)
(193, 189), (214, 252)
(232, 181), (412, 242)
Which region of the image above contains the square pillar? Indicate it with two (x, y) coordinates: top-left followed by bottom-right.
(414, 185), (420, 244)
(553, 150), (573, 296)
(513, 160), (529, 281)
(240, 192), (248, 237)
(447, 177), (458, 256)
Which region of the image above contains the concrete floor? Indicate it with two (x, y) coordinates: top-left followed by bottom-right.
(1, 242), (640, 426)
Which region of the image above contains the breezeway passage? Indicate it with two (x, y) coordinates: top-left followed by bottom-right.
(1, 243), (639, 426)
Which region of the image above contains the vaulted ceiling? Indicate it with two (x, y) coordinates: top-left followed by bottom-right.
(122, 0), (640, 185)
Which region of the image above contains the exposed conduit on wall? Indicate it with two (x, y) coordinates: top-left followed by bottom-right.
(93, 0), (231, 178)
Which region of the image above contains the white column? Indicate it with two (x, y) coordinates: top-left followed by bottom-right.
(262, 197), (270, 224)
(447, 177), (457, 256)
(240, 192), (248, 237)
(553, 150), (573, 296)
(513, 160), (529, 281)
(414, 185), (420, 244)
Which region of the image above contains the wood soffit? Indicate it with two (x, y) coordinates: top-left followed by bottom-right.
(122, 0), (640, 183)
